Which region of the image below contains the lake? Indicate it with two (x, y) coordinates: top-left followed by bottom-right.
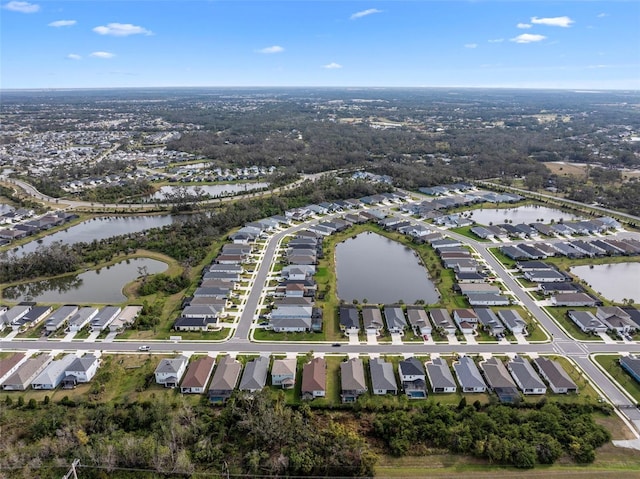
(145, 182), (269, 201)
(467, 205), (581, 225)
(335, 232), (440, 304)
(12, 215), (184, 256)
(2, 257), (168, 304)
(570, 262), (640, 304)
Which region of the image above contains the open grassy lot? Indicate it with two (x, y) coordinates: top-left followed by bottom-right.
(593, 354), (640, 404)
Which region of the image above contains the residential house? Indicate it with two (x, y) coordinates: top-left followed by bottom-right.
(467, 293), (511, 306)
(406, 306), (432, 337)
(532, 357), (577, 394)
(453, 308), (479, 334)
(620, 355), (640, 384)
(31, 354), (78, 390)
(271, 358), (296, 389)
(44, 305), (79, 333)
(63, 354), (100, 388)
(109, 305), (142, 332)
(497, 310), (528, 335)
(596, 306), (636, 335)
(429, 308), (457, 335)
(480, 357), (520, 403)
(90, 306), (121, 332)
(398, 357), (427, 398)
(383, 306), (407, 334)
(302, 357), (326, 400)
(14, 305), (52, 330)
(2, 354), (50, 391)
(0, 304), (32, 331)
(155, 355), (189, 388)
(551, 293), (600, 307)
(208, 355), (242, 403)
(239, 356), (269, 393)
(507, 356), (547, 395)
(339, 306), (360, 334)
(340, 358), (368, 403)
(426, 358), (457, 393)
(67, 307), (99, 332)
(567, 310), (607, 333)
(475, 308), (505, 337)
(180, 356), (216, 394)
(0, 353), (27, 385)
(453, 356), (487, 393)
(369, 358), (398, 395)
(362, 305), (384, 335)
(524, 270), (568, 283)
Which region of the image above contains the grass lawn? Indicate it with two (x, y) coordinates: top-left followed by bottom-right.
(544, 306), (603, 341)
(593, 354), (640, 404)
(253, 328), (326, 342)
(450, 226), (490, 242)
(487, 247), (517, 269)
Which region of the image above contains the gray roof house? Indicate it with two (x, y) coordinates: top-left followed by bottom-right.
(475, 308), (505, 337)
(362, 305), (384, 334)
(31, 354), (77, 390)
(155, 355), (189, 388)
(551, 293), (600, 307)
(208, 355), (242, 403)
(567, 310), (607, 333)
(497, 310), (527, 335)
(533, 357), (578, 394)
(0, 353), (26, 385)
(2, 354), (51, 391)
(453, 356), (487, 393)
(383, 306), (407, 334)
(406, 306), (432, 336)
(596, 306), (636, 334)
(398, 357), (427, 399)
(90, 306), (121, 332)
(426, 358), (457, 393)
(369, 358), (398, 395)
(63, 354), (100, 387)
(340, 358), (368, 403)
(239, 356), (269, 393)
(67, 307), (99, 332)
(271, 358), (296, 389)
(429, 308), (457, 335)
(467, 293), (511, 306)
(480, 357), (520, 403)
(339, 306), (360, 333)
(507, 356), (547, 395)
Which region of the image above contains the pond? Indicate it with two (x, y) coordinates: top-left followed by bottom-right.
(145, 182), (269, 201)
(570, 262), (640, 304)
(13, 214), (184, 256)
(2, 257), (168, 304)
(466, 205), (581, 226)
(335, 232), (440, 304)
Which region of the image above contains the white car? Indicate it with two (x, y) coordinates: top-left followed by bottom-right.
(138, 345), (150, 351)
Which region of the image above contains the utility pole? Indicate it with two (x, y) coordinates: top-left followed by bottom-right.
(62, 459), (80, 479)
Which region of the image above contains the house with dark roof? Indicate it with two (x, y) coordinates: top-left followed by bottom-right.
(302, 357), (326, 400)
(533, 357), (577, 394)
(383, 306), (407, 334)
(339, 306), (360, 334)
(340, 358), (368, 403)
(567, 310), (607, 333)
(453, 356), (487, 393)
(406, 306), (432, 336)
(429, 308), (457, 335)
(362, 305), (384, 335)
(620, 355), (640, 384)
(63, 354), (100, 388)
(399, 357), (427, 399)
(596, 306), (636, 334)
(155, 355), (189, 388)
(497, 310), (528, 335)
(369, 358), (398, 395)
(426, 358), (457, 393)
(475, 308), (505, 337)
(507, 356), (547, 395)
(208, 355), (242, 403)
(180, 356), (215, 394)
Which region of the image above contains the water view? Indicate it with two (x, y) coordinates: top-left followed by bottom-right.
(468, 205), (581, 226)
(12, 215), (183, 256)
(335, 232), (440, 304)
(570, 262), (640, 304)
(2, 257), (167, 304)
(146, 182), (269, 201)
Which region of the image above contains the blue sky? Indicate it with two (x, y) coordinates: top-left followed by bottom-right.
(1, 1), (639, 90)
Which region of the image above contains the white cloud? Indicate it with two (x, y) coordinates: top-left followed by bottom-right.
(93, 23), (152, 37)
(3, 1), (39, 13)
(350, 8), (382, 20)
(257, 45), (284, 54)
(323, 62), (342, 69)
(597, 13), (608, 18)
(464, 43), (478, 49)
(531, 16), (574, 27)
(517, 23), (531, 29)
(66, 53), (82, 60)
(488, 38), (504, 43)
(49, 19), (76, 27)
(90, 51), (115, 59)
(511, 33), (547, 44)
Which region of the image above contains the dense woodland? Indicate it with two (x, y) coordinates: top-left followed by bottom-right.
(0, 385), (611, 478)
